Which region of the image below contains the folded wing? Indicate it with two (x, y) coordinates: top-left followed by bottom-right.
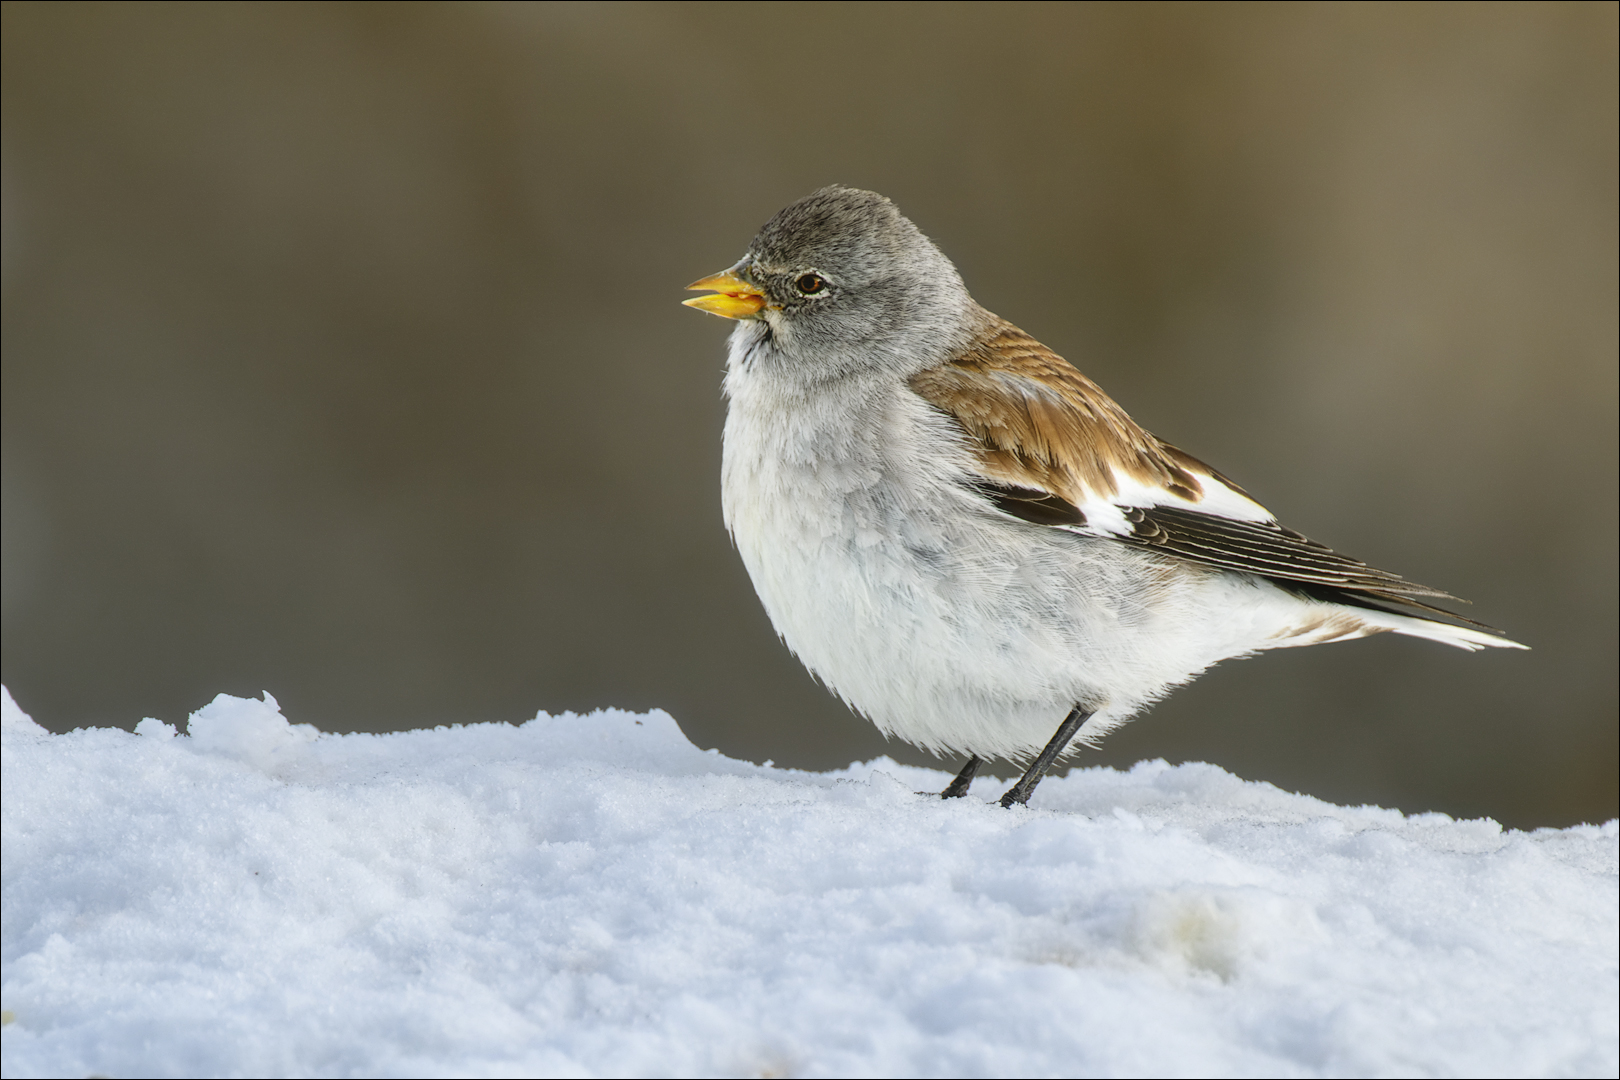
(910, 315), (1495, 625)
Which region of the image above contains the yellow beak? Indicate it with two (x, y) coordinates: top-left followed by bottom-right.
(683, 269), (766, 319)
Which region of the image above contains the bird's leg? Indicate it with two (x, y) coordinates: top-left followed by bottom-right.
(939, 755), (983, 799)
(998, 706), (1093, 808)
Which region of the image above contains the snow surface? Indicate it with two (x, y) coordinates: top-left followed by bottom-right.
(1, 686), (1615, 1079)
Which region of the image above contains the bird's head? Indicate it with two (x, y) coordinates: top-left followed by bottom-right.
(684, 186), (975, 380)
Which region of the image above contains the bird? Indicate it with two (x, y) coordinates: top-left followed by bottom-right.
(682, 185), (1524, 808)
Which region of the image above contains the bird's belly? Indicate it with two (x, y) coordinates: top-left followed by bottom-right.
(724, 458), (1252, 760)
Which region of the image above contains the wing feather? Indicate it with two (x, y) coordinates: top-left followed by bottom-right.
(912, 313), (1496, 626)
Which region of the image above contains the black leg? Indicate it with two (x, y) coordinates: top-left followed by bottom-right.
(940, 755), (982, 799)
(998, 706), (1092, 808)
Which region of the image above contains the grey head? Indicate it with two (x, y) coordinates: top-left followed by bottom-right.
(686, 186), (978, 382)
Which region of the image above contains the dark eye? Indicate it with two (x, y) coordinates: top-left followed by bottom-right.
(795, 273), (827, 295)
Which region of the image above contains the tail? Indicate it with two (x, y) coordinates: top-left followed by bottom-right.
(1270, 580), (1527, 652)
(1355, 608), (1527, 651)
(1262, 597), (1527, 651)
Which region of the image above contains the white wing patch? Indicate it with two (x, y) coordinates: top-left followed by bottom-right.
(1074, 466), (1274, 539)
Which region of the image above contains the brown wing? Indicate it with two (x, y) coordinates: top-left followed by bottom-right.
(908, 318), (1211, 509)
(912, 313), (1484, 621)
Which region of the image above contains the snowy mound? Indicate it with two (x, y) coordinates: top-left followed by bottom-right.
(1, 687), (1614, 1078)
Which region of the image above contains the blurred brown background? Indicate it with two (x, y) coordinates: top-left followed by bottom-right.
(2, 2), (1614, 828)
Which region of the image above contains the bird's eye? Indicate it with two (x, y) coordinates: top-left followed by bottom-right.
(795, 273), (827, 295)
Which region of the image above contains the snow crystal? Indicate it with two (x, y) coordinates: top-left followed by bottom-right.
(2, 685), (1614, 1078)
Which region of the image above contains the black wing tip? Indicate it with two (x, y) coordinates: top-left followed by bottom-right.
(1125, 505), (1496, 625)
(970, 487), (1506, 634)
(1280, 582), (1506, 633)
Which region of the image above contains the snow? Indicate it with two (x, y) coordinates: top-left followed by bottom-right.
(1, 686), (1614, 1079)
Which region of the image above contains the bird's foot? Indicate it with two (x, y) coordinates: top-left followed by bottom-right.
(938, 755), (982, 798)
(996, 706), (1092, 808)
